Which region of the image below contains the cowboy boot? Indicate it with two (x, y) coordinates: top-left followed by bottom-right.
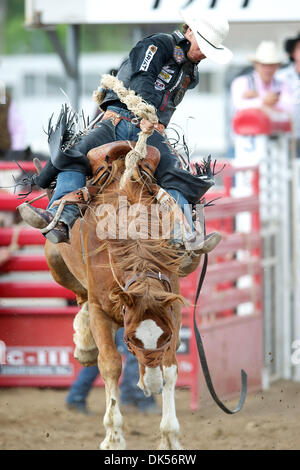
(174, 230), (222, 269)
(178, 231), (222, 276)
(195, 231), (222, 254)
(17, 204), (69, 244)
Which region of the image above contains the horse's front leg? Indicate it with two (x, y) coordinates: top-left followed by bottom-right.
(89, 304), (125, 450)
(159, 354), (183, 450)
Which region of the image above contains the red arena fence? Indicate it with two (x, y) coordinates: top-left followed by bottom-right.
(0, 161), (263, 410)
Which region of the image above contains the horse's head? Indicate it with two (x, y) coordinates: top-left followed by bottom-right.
(118, 271), (184, 396)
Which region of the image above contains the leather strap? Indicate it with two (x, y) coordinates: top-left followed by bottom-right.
(80, 217), (87, 265)
(49, 186), (100, 209)
(124, 271), (172, 293)
(102, 109), (165, 134)
(102, 109), (140, 127)
(193, 254), (248, 414)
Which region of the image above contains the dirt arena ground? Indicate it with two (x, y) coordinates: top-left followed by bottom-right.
(0, 380), (299, 450)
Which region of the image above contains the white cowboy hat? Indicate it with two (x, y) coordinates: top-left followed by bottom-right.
(179, 8), (233, 65)
(249, 41), (282, 64)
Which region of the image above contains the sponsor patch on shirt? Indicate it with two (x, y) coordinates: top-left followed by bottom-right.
(155, 79), (166, 91)
(158, 67), (173, 83)
(140, 44), (158, 71)
(173, 45), (185, 64)
(174, 30), (185, 40)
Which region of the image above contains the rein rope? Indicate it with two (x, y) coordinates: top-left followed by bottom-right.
(193, 254), (247, 414)
(108, 248), (126, 292)
(95, 74), (157, 189)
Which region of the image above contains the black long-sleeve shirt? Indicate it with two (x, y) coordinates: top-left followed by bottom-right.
(102, 30), (199, 127)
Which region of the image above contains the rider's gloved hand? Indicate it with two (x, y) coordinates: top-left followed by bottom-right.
(14, 159), (59, 198)
(140, 118), (159, 134)
(15, 173), (39, 198)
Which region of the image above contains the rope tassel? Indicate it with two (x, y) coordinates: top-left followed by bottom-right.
(119, 132), (149, 188)
(96, 75), (157, 123)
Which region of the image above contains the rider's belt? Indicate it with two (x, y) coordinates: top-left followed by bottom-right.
(102, 109), (165, 135)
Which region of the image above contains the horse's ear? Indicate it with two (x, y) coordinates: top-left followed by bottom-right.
(160, 293), (185, 308)
(119, 292), (134, 307)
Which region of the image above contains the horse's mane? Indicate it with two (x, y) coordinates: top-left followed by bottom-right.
(93, 172), (182, 275)
(92, 170), (185, 320)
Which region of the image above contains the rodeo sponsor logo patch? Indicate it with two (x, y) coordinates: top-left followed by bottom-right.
(174, 30), (185, 40)
(140, 44), (158, 71)
(155, 79), (165, 91)
(173, 45), (185, 64)
(158, 67), (173, 83)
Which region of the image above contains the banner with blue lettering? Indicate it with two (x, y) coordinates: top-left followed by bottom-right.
(25, 0), (300, 25)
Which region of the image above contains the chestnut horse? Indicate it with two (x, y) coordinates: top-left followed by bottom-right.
(44, 141), (199, 450)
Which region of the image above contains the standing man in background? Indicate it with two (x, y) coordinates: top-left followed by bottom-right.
(231, 41), (293, 116)
(276, 33), (300, 157)
(0, 90), (25, 156)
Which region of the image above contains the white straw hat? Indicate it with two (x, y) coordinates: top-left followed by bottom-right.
(249, 41), (282, 64)
(179, 8), (233, 65)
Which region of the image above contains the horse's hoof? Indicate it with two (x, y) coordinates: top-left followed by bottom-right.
(100, 437), (126, 450)
(158, 434), (183, 450)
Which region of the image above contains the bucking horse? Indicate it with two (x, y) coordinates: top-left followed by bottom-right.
(18, 75), (247, 450)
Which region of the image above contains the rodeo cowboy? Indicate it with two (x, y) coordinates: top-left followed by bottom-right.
(18, 8), (233, 254)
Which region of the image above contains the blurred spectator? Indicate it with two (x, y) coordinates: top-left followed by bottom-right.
(231, 41), (293, 115)
(276, 32), (300, 157)
(0, 90), (25, 156)
(66, 328), (159, 415)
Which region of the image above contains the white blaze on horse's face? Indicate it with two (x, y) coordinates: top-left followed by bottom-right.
(135, 319), (163, 349)
(135, 319), (164, 395)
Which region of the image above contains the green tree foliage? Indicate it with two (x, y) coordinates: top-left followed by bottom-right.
(80, 24), (133, 53)
(3, 1), (133, 54)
